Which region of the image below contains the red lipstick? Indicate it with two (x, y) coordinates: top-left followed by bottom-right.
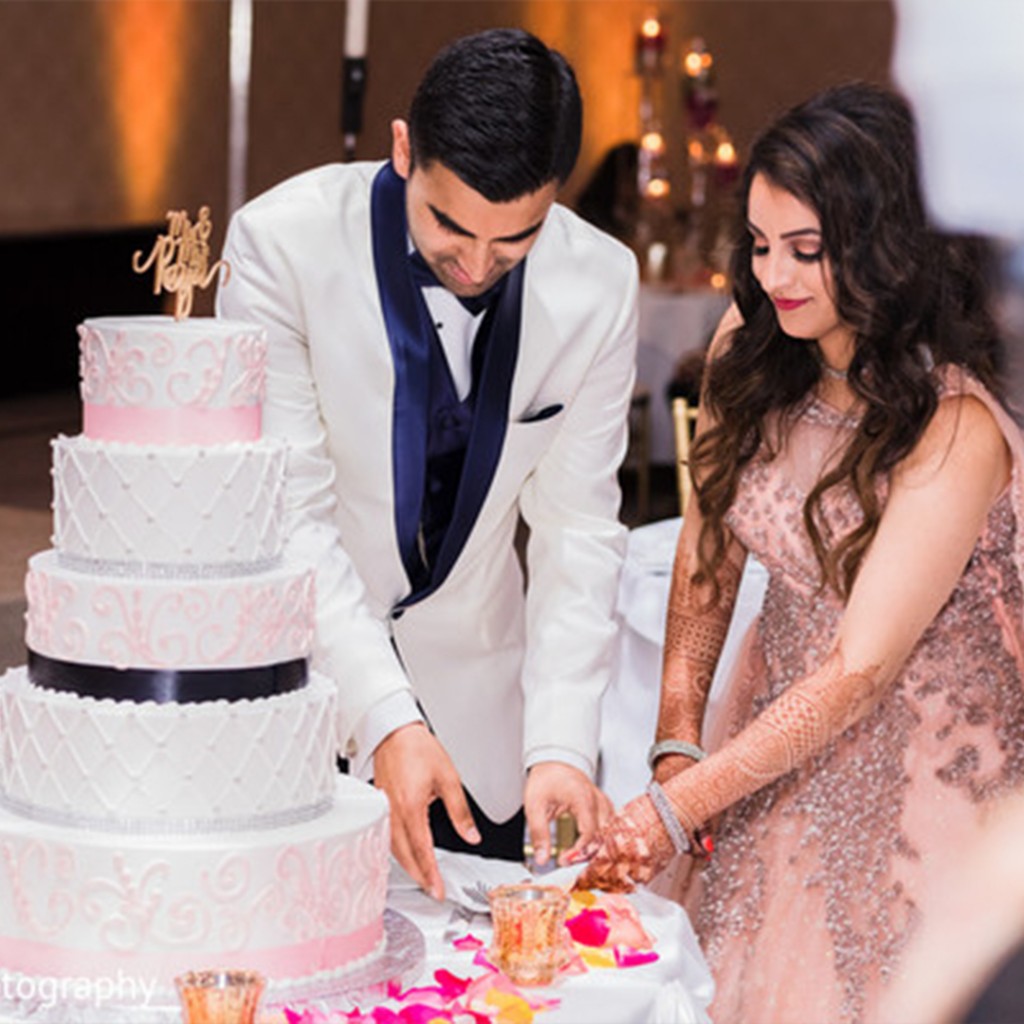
(773, 297), (810, 312)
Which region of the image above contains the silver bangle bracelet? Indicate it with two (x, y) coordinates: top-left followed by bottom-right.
(647, 739), (707, 772)
(646, 781), (692, 855)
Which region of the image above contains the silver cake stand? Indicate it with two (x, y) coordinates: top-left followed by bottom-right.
(0, 910), (425, 1024)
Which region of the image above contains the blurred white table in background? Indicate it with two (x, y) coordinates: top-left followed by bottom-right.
(599, 517), (769, 808)
(637, 287), (731, 465)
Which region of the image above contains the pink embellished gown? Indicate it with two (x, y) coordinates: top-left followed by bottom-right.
(681, 369), (1024, 1023)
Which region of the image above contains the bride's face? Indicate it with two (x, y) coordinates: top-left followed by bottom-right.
(746, 173), (854, 360)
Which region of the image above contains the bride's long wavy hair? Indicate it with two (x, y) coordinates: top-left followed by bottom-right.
(693, 81), (1003, 598)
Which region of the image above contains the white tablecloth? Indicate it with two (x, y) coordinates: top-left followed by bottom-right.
(599, 517), (769, 808)
(383, 851), (715, 1024)
(0, 850), (713, 1024)
(637, 287), (731, 464)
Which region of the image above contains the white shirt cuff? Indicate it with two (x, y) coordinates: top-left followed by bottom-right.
(525, 745), (595, 780)
(350, 690), (423, 780)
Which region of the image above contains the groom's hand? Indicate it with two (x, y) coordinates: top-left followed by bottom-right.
(524, 762), (614, 869)
(373, 722), (480, 900)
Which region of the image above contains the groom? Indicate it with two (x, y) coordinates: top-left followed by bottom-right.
(217, 28), (638, 900)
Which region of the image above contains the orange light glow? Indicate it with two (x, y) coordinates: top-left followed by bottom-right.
(710, 272), (728, 290)
(688, 139), (706, 162)
(98, 0), (188, 222)
(522, 1), (646, 203)
(645, 178), (671, 199)
(641, 18), (662, 39)
(715, 141), (737, 165)
(683, 48), (714, 78)
(641, 131), (666, 155)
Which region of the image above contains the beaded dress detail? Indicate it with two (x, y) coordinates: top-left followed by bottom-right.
(686, 370), (1024, 1024)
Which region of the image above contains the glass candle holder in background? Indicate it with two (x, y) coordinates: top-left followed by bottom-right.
(488, 883), (570, 986)
(175, 969), (265, 1024)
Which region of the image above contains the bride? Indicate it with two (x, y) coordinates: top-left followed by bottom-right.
(576, 81), (1024, 1023)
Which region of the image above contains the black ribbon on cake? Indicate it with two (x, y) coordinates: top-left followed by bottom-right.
(28, 650), (307, 704)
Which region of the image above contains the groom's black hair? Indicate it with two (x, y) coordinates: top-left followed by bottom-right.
(407, 28), (582, 202)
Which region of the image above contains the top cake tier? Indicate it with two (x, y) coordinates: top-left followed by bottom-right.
(79, 316), (267, 445)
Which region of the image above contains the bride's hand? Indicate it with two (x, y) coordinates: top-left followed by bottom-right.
(572, 793), (676, 893)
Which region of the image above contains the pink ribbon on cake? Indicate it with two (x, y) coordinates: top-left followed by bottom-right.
(83, 403), (261, 444)
(0, 919), (383, 984)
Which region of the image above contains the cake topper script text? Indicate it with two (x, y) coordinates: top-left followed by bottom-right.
(132, 206), (230, 320)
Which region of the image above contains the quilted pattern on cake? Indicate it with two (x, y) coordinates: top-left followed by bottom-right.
(52, 437), (286, 569)
(0, 670), (338, 824)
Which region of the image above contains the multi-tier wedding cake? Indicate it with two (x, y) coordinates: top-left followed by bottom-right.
(0, 212), (392, 1017)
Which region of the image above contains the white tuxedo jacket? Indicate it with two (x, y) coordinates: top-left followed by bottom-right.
(218, 162), (639, 821)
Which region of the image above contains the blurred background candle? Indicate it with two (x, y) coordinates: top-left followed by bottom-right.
(341, 0), (371, 159)
(344, 0), (369, 58)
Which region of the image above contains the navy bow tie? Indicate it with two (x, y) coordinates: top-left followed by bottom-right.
(408, 250), (504, 316)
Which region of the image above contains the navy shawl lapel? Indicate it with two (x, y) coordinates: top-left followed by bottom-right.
(371, 162), (524, 608)
(421, 261), (523, 601)
(370, 163), (430, 585)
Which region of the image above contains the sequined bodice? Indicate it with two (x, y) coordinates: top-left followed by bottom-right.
(724, 395), (1023, 713)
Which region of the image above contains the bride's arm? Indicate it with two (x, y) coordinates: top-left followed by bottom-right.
(578, 392), (1011, 890)
(651, 304), (748, 786)
(651, 508), (746, 785)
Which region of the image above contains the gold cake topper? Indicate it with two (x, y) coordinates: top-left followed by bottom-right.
(132, 206), (230, 320)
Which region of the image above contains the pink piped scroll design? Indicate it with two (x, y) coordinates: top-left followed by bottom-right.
(78, 324), (267, 444)
(25, 566), (315, 671)
(1, 823), (389, 964)
(24, 568), (86, 662)
(77, 324), (267, 408)
(275, 817), (390, 946)
(2, 840), (76, 939)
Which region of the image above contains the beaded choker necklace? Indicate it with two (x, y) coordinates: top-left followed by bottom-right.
(821, 363), (848, 382)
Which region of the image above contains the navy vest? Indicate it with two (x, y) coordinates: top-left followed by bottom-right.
(370, 163), (524, 608)
(411, 313), (493, 591)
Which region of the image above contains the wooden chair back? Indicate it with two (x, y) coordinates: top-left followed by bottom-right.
(672, 396), (699, 515)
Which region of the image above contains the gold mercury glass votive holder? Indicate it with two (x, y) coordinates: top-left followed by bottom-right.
(488, 882), (571, 986)
(175, 968), (266, 1024)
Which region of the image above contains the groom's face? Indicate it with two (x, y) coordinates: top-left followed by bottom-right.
(392, 120), (557, 299)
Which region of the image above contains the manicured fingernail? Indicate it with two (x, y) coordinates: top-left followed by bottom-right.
(467, 826), (481, 843)
(702, 836), (714, 855)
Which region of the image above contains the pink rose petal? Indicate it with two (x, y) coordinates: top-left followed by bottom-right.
(433, 969), (471, 1000)
(557, 951), (587, 976)
(453, 933), (485, 951)
(613, 946), (660, 968)
(396, 1004), (451, 1024)
(599, 894), (655, 949)
(472, 948), (499, 971)
(565, 907), (611, 947)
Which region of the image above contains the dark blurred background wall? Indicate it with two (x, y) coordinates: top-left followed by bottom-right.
(0, 0), (894, 399)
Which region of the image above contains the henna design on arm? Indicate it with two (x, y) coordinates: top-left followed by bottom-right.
(656, 539), (745, 749)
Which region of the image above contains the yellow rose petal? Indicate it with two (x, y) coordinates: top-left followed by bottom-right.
(485, 988), (535, 1024)
(580, 947), (617, 969)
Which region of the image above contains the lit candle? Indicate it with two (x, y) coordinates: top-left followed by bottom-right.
(640, 17), (664, 46)
(641, 131), (666, 156)
(713, 137), (739, 188)
(344, 0), (369, 58)
(682, 38), (713, 80)
(636, 16), (665, 73)
(714, 140), (736, 166)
